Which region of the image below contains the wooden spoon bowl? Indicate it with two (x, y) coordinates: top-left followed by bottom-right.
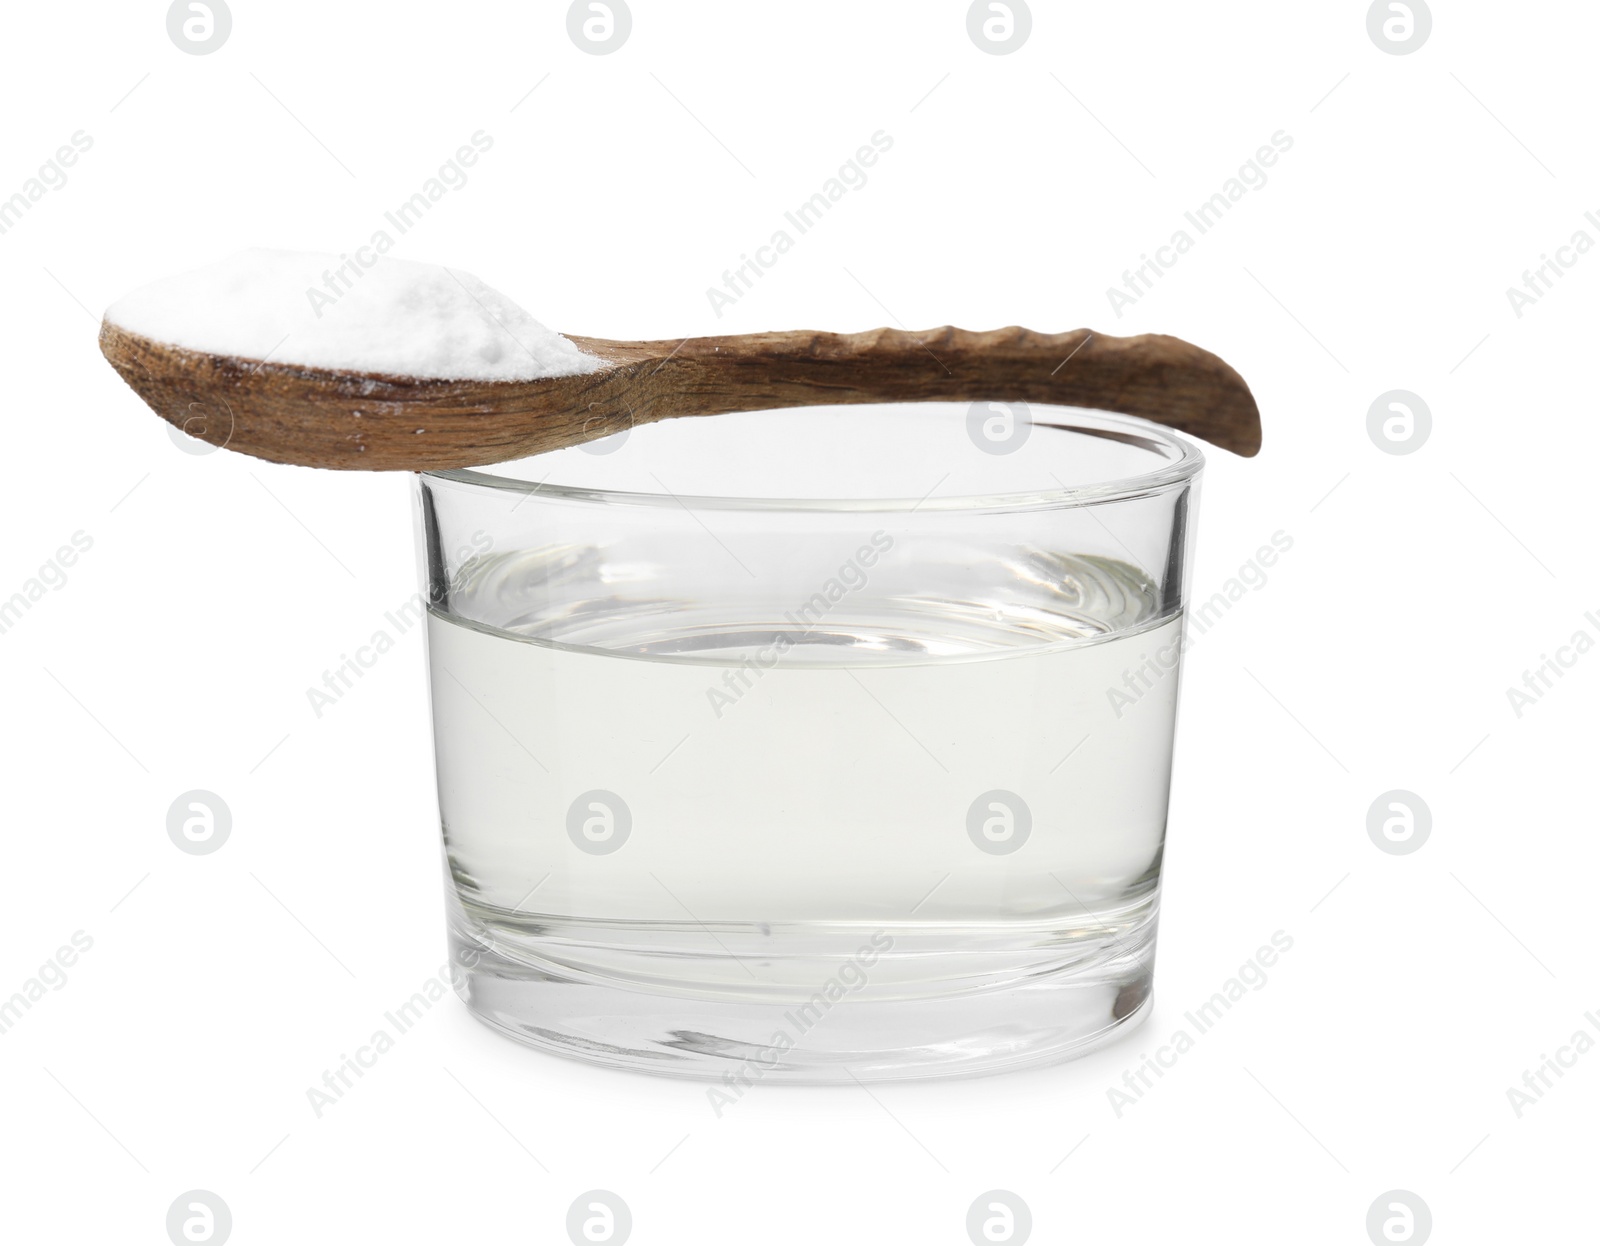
(98, 322), (1261, 471)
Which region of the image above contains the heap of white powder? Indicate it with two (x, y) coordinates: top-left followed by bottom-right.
(105, 248), (604, 381)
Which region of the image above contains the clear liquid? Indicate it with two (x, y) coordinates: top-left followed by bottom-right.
(426, 551), (1181, 995)
(423, 545), (1185, 1075)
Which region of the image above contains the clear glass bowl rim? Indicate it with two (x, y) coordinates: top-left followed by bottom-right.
(422, 404), (1205, 514)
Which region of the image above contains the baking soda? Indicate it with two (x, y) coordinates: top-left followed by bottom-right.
(105, 248), (604, 380)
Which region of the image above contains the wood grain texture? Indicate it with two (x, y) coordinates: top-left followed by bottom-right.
(98, 321), (1261, 470)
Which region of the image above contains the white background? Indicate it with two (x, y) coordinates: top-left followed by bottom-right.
(2, 1), (1595, 1242)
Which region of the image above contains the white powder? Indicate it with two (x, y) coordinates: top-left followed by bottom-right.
(104, 248), (606, 381)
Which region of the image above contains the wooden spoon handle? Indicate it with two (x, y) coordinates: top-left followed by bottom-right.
(572, 325), (1260, 458)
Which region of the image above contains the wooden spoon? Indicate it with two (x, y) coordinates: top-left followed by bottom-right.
(98, 321), (1260, 470)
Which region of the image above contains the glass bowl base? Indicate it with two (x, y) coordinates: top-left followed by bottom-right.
(447, 907), (1156, 1086)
